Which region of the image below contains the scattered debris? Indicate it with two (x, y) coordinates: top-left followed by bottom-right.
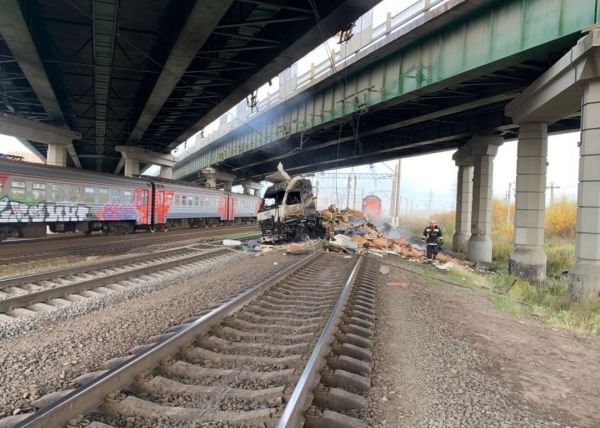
(285, 240), (318, 255)
(379, 265), (390, 275)
(387, 282), (409, 289)
(433, 262), (453, 271)
(222, 239), (242, 248)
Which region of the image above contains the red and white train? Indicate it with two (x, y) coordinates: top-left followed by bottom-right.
(0, 158), (261, 240)
(362, 194), (382, 218)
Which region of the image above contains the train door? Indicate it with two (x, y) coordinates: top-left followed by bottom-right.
(228, 194), (235, 222)
(133, 188), (150, 225)
(155, 189), (165, 224)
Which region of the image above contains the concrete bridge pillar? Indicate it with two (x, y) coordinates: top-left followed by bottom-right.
(159, 166), (173, 179)
(509, 123), (548, 281)
(570, 79), (600, 298)
(242, 181), (261, 196)
(202, 167), (236, 191)
(124, 158), (140, 177)
(206, 175), (217, 189)
(115, 146), (176, 178)
(47, 143), (68, 167)
(467, 135), (503, 263)
(453, 164), (473, 253)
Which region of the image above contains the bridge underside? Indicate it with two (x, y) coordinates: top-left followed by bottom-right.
(0, 0), (375, 172)
(174, 0), (595, 183)
(192, 38), (582, 182)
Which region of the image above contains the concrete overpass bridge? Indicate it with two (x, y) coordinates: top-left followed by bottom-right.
(0, 0), (376, 173)
(174, 0), (600, 297)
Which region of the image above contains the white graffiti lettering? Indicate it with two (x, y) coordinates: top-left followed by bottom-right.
(0, 197), (91, 223)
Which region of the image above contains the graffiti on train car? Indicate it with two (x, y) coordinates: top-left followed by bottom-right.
(0, 197), (91, 222)
(97, 204), (139, 221)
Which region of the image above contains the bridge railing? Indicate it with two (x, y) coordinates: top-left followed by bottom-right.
(174, 0), (448, 162)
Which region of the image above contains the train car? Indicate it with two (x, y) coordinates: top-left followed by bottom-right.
(0, 158), (153, 239)
(154, 181), (261, 229)
(155, 181), (229, 229)
(230, 192), (262, 224)
(362, 194), (382, 218)
(0, 158), (261, 240)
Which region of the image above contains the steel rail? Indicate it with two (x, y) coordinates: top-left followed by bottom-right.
(0, 246), (198, 290)
(0, 248), (231, 314)
(0, 224), (259, 263)
(276, 255), (364, 427)
(15, 251), (320, 428)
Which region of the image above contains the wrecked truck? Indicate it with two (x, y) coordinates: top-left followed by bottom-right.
(257, 165), (324, 242)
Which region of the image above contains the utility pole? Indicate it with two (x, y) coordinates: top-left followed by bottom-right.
(506, 182), (512, 225)
(353, 175), (357, 210)
(346, 175), (351, 209)
(390, 163), (397, 220)
(392, 159), (401, 226)
(547, 182), (560, 206)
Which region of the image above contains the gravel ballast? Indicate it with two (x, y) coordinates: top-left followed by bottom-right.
(0, 249), (296, 417)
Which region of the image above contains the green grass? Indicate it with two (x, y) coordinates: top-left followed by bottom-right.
(455, 267), (600, 335)
(545, 239), (576, 278)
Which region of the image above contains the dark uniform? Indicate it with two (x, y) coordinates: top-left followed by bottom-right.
(422, 223), (443, 260)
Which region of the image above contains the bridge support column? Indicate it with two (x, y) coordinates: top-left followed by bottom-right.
(159, 166), (173, 179)
(115, 146), (176, 178)
(201, 167), (236, 191)
(467, 136), (503, 263)
(452, 164), (473, 253)
(509, 123), (548, 281)
(242, 181), (261, 196)
(222, 180), (233, 192)
(124, 159), (140, 177)
(570, 80), (600, 298)
(47, 143), (68, 167)
(205, 174), (217, 189)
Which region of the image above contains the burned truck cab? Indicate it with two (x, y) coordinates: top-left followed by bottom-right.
(257, 176), (323, 242)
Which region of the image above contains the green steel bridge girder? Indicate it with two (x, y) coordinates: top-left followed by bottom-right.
(175, 0), (599, 179)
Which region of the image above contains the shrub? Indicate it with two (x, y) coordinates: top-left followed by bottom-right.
(545, 198), (576, 239)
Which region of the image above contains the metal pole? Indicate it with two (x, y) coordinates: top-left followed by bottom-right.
(346, 175), (351, 209)
(392, 159), (401, 225)
(390, 163), (397, 219)
(353, 175), (357, 210)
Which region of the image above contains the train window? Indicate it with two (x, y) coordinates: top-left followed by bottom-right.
(31, 182), (46, 201)
(83, 187), (96, 204)
(50, 184), (64, 202)
(194, 196), (199, 206)
(123, 191), (132, 205)
(65, 185), (79, 202)
(141, 192), (148, 205)
(111, 189), (121, 204)
(9, 180), (26, 199)
(98, 188), (109, 204)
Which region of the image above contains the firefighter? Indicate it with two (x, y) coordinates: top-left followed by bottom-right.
(323, 204), (338, 240)
(422, 219), (443, 261)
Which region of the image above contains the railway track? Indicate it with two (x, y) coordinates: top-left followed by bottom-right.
(1, 252), (378, 428)
(0, 225), (258, 267)
(0, 246), (231, 323)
